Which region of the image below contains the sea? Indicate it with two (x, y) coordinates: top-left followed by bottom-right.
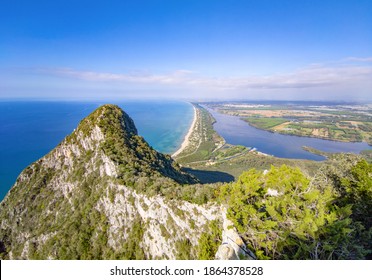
(0, 100), (194, 200)
(1, 100), (371, 201)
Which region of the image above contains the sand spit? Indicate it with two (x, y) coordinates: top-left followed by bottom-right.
(172, 105), (197, 158)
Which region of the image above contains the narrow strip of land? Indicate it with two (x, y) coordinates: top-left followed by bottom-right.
(174, 103), (324, 183)
(172, 105), (197, 158)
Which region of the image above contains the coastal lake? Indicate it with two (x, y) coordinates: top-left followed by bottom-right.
(206, 106), (371, 161)
(0, 101), (194, 200)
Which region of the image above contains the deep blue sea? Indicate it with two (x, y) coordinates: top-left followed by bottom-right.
(1, 101), (371, 201)
(0, 101), (194, 200)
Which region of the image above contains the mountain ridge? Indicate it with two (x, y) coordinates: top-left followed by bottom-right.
(0, 104), (250, 260)
(1, 104), (370, 260)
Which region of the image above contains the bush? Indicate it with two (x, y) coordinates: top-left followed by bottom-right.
(219, 165), (362, 259)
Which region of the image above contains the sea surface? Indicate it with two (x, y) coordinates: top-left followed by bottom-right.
(1, 101), (370, 201)
(0, 101), (194, 200)
(207, 107), (371, 161)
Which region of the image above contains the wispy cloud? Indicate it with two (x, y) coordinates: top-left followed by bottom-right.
(35, 58), (372, 92)
(3, 58), (371, 101)
(345, 57), (372, 62)
(39, 68), (196, 84)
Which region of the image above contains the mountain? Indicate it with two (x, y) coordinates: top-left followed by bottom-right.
(0, 104), (252, 260)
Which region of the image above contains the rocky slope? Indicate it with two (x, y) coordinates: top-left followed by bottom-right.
(0, 104), (253, 260)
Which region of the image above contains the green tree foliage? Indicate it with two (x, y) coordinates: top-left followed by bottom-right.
(197, 220), (222, 260)
(117, 217), (146, 260)
(338, 160), (372, 228)
(310, 155), (372, 258)
(2, 103), (370, 261)
(0, 104), (218, 260)
(92, 105), (196, 185)
(331, 159), (372, 258)
(175, 238), (194, 260)
(219, 165), (362, 259)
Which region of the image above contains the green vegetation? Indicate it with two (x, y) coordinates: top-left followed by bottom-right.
(243, 117), (288, 129)
(176, 104), (225, 163)
(284, 122), (365, 143)
(302, 146), (330, 157)
(219, 160), (372, 259)
(361, 149), (372, 162)
(92, 105), (225, 204)
(175, 239), (194, 260)
(93, 105), (196, 185)
(338, 160), (372, 228)
(77, 105), (222, 204)
(114, 216), (146, 260)
(0, 164), (116, 260)
(188, 150), (322, 183)
(175, 105), (271, 182)
(197, 220), (222, 260)
(1, 103), (371, 261)
(176, 104), (324, 184)
(213, 145), (247, 160)
(205, 102), (372, 144)
(0, 104), (223, 260)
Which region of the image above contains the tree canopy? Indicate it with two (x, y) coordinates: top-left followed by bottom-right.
(219, 162), (371, 259)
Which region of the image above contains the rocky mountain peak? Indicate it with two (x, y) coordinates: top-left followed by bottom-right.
(60, 104), (197, 185)
(78, 104), (138, 138)
(0, 104), (251, 260)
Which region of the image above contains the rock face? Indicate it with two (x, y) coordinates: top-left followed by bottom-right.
(0, 104), (249, 260)
(215, 210), (256, 260)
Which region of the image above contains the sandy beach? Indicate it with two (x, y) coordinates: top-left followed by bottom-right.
(172, 105), (197, 158)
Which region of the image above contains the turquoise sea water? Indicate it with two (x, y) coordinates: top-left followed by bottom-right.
(2, 100), (370, 201)
(0, 101), (194, 200)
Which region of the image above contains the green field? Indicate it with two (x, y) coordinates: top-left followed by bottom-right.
(206, 102), (372, 145)
(176, 103), (371, 184)
(283, 122), (365, 143)
(176, 105), (322, 183)
(243, 117), (288, 129)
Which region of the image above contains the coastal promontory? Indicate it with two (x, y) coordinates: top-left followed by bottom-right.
(0, 104), (371, 260)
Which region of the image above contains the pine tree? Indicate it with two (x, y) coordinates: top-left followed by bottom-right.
(219, 165), (359, 259)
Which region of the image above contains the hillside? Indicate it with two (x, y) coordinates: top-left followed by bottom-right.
(0, 105), (254, 260)
(0, 104), (370, 260)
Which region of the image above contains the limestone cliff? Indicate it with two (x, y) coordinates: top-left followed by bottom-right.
(0, 104), (254, 260)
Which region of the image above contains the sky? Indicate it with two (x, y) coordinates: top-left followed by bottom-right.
(1, 0), (371, 101)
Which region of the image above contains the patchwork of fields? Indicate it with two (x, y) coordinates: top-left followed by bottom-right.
(207, 103), (372, 144)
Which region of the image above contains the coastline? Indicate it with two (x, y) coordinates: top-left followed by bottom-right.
(172, 104), (197, 158)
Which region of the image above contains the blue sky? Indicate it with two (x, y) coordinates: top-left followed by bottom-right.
(1, 0), (371, 101)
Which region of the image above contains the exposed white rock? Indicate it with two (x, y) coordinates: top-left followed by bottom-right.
(0, 106), (254, 260)
(97, 183), (222, 259)
(100, 153), (117, 177)
(215, 207), (256, 260)
(267, 188), (280, 197)
(215, 244), (239, 260)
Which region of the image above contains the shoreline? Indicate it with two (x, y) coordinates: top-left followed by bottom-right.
(172, 104), (197, 158)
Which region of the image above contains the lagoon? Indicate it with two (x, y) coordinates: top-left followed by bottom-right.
(206, 106), (371, 161)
